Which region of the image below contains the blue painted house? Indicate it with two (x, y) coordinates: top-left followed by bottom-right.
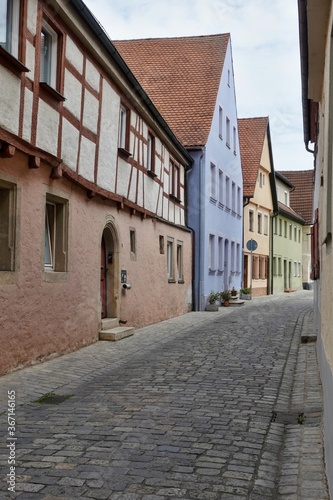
(115, 34), (243, 310)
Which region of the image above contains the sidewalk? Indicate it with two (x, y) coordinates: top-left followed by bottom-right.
(0, 291), (330, 498)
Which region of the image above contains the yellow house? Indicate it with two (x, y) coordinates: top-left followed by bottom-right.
(238, 117), (278, 296)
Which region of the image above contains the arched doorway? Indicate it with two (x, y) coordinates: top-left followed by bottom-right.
(100, 220), (119, 320)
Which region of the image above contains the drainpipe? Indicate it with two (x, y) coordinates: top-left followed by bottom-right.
(198, 149), (205, 311)
(185, 160), (196, 312)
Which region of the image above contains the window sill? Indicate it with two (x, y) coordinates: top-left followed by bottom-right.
(43, 271), (69, 283)
(118, 147), (132, 159)
(40, 82), (66, 102)
(0, 46), (29, 75)
(178, 279), (185, 284)
(168, 278), (176, 283)
(169, 194), (181, 204)
(147, 170), (157, 179)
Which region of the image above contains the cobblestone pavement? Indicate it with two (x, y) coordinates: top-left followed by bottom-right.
(0, 291), (329, 499)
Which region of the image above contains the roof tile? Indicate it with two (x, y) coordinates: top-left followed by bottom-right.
(278, 170), (314, 224)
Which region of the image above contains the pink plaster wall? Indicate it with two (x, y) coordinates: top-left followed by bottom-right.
(0, 154), (192, 375)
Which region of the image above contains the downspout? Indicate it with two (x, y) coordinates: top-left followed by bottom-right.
(198, 149), (205, 311)
(185, 161), (196, 312)
(242, 196), (253, 288)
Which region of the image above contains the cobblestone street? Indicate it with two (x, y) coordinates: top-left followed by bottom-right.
(0, 291), (329, 499)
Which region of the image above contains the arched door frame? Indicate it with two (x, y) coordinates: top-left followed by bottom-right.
(100, 217), (120, 320)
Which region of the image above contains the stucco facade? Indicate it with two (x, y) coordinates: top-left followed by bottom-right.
(0, 0), (192, 374)
(298, 0), (333, 494)
(239, 118), (277, 296)
(272, 173), (304, 294)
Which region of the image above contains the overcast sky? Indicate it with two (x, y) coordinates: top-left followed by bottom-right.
(84, 0), (314, 172)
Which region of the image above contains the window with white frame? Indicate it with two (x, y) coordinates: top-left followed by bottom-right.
(231, 241), (235, 271)
(294, 261), (297, 277)
(218, 236), (223, 272)
(0, 179), (16, 272)
(0, 0), (20, 58)
(177, 241), (183, 281)
(40, 19), (58, 88)
(167, 239), (174, 280)
(249, 209), (254, 232)
(231, 181), (236, 212)
(236, 243), (240, 272)
(210, 162), (217, 200)
(169, 160), (180, 200)
(284, 191), (288, 205)
(209, 234), (215, 271)
(264, 214), (268, 235)
(44, 194), (68, 272)
(274, 217), (278, 235)
(294, 226), (297, 242)
(118, 103), (129, 150)
(237, 187), (241, 215)
(147, 132), (155, 173)
(225, 176), (230, 208)
(130, 228), (136, 260)
(284, 220), (287, 237)
(289, 223), (292, 240)
(233, 126), (237, 154)
(273, 256), (277, 276)
(258, 212), (262, 234)
(278, 256), (282, 276)
(218, 170), (223, 204)
(298, 228), (301, 243)
(279, 218), (282, 236)
(226, 117), (230, 147)
(298, 262), (301, 277)
(219, 106), (223, 139)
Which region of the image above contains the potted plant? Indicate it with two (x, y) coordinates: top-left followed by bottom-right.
(205, 291), (220, 311)
(240, 287), (251, 300)
(231, 287), (238, 298)
(220, 290), (231, 306)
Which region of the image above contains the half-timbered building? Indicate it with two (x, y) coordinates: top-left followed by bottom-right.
(0, 0), (193, 374)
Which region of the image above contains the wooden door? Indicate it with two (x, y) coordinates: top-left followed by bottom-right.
(100, 235), (107, 318)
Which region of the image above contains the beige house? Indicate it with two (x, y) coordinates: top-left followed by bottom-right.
(298, 0), (333, 494)
(238, 117), (278, 296)
(0, 0), (193, 374)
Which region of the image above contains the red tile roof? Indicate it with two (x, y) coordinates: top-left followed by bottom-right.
(238, 117), (269, 197)
(278, 201), (305, 224)
(278, 170), (314, 224)
(114, 34), (230, 147)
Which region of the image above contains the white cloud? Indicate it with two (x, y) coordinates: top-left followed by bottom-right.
(84, 0), (313, 171)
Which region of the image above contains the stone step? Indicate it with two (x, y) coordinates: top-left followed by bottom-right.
(101, 317), (119, 330)
(99, 327), (134, 341)
(229, 299), (245, 307)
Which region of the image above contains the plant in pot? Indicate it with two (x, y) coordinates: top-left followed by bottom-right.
(240, 287), (251, 300)
(205, 291), (220, 311)
(220, 290), (231, 306)
(231, 287), (238, 298)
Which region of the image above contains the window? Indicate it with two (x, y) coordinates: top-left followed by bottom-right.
(289, 223), (292, 240)
(298, 262), (301, 277)
(0, 0), (20, 58)
(44, 194), (68, 272)
(209, 234), (215, 271)
(278, 257), (282, 276)
(294, 261), (297, 277)
(226, 117), (230, 147)
(130, 228), (136, 259)
(231, 181), (236, 212)
(147, 132), (155, 173)
(159, 235), (164, 254)
(237, 187), (241, 215)
(233, 126), (237, 154)
(236, 243), (240, 272)
(40, 20), (58, 88)
(249, 209), (254, 232)
(118, 103), (130, 152)
(279, 218), (282, 236)
(264, 215), (268, 235)
(231, 241), (235, 271)
(284, 220), (287, 238)
(298, 228), (301, 243)
(167, 239), (174, 280)
(0, 179), (16, 271)
(169, 160), (180, 200)
(284, 191), (288, 205)
(258, 213), (262, 234)
(210, 162), (216, 200)
(274, 217), (278, 235)
(218, 236), (223, 272)
(218, 170), (223, 205)
(294, 226), (297, 242)
(259, 172), (265, 188)
(225, 176), (230, 208)
(219, 106), (223, 138)
(177, 241), (183, 282)
(227, 69), (230, 87)
(273, 256), (277, 276)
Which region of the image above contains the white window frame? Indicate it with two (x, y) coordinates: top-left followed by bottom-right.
(147, 132), (155, 172)
(209, 234), (216, 271)
(40, 19), (58, 88)
(167, 239), (174, 280)
(218, 106), (223, 139)
(118, 104), (128, 150)
(226, 117), (231, 148)
(218, 170), (223, 205)
(0, 0), (20, 58)
(210, 162), (217, 200)
(44, 194), (68, 273)
(177, 241), (183, 282)
(218, 236), (223, 272)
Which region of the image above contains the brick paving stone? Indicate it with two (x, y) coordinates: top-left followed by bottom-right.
(0, 292), (329, 498)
